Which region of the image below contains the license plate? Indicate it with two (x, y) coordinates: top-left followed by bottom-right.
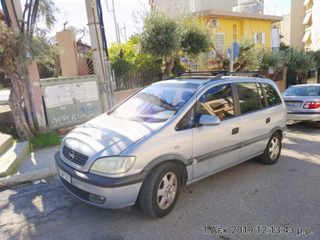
(59, 169), (71, 184)
(286, 102), (300, 108)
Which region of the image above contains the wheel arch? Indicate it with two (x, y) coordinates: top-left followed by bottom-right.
(269, 126), (284, 140)
(143, 154), (189, 186)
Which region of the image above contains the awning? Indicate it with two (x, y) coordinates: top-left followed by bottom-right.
(302, 30), (311, 43)
(303, 0), (312, 6)
(303, 12), (312, 24)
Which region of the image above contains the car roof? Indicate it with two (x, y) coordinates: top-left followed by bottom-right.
(153, 78), (211, 86)
(157, 75), (271, 87)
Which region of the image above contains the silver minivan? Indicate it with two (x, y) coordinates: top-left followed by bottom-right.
(55, 72), (287, 218)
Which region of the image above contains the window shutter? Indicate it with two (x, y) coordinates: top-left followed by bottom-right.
(262, 33), (266, 44)
(253, 33), (258, 44)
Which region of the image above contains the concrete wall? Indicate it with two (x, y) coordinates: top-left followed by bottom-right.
(56, 31), (79, 77)
(0, 105), (12, 125)
(151, 0), (235, 16)
(279, 0), (304, 49)
(280, 14), (291, 46)
(40, 75), (102, 130)
(194, 0), (235, 12)
(290, 0), (305, 49)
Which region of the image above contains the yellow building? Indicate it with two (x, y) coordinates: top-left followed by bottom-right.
(194, 9), (282, 52)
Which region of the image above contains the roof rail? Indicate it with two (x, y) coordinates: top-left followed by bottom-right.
(227, 71), (265, 78)
(178, 70), (264, 78)
(178, 70), (228, 77)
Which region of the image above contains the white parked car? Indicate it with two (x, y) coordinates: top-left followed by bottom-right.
(56, 72), (287, 218)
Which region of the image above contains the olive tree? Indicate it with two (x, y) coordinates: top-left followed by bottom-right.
(311, 50), (320, 81)
(0, 0), (57, 139)
(140, 12), (180, 79)
(285, 49), (315, 84)
(260, 51), (285, 80)
(180, 21), (210, 56)
(140, 12), (210, 78)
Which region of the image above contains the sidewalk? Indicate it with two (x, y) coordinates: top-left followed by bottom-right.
(0, 146), (59, 188)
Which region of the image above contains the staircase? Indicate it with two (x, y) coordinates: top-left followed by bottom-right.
(0, 134), (30, 177)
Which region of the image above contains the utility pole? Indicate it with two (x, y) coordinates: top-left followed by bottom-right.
(230, 41), (234, 72)
(85, 0), (113, 111)
(106, 0), (120, 43)
(120, 23), (128, 42)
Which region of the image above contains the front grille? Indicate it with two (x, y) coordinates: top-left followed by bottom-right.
(61, 178), (90, 201)
(62, 145), (89, 166)
(61, 179), (105, 204)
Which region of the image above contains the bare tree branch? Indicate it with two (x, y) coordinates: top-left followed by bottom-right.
(21, 0), (29, 32)
(26, 0), (33, 32)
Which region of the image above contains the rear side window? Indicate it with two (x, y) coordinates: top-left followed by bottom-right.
(198, 84), (235, 120)
(237, 83), (262, 114)
(262, 83), (282, 106)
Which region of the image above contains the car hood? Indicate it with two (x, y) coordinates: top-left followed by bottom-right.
(62, 114), (158, 160)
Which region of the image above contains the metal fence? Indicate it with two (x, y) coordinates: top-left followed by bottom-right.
(114, 72), (163, 91)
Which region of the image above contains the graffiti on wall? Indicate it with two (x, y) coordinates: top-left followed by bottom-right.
(43, 80), (102, 129)
(51, 112), (97, 128)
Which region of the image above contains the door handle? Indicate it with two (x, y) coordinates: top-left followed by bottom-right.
(266, 117), (271, 124)
(232, 127), (239, 135)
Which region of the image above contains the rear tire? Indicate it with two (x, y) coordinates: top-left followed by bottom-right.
(258, 132), (282, 164)
(138, 162), (181, 219)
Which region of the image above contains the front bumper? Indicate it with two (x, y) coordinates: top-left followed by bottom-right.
(287, 112), (320, 121)
(55, 152), (145, 209)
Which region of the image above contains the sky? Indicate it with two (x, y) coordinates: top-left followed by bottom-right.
(51, 0), (150, 45)
(1, 0), (291, 45)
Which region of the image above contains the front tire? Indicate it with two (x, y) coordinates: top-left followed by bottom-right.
(258, 132), (282, 164)
(138, 162), (181, 218)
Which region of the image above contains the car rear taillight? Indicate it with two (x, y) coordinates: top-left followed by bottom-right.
(303, 101), (320, 109)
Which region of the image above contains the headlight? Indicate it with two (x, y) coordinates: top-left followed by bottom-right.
(90, 156), (136, 174)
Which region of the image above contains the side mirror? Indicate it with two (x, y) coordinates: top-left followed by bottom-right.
(199, 115), (221, 126)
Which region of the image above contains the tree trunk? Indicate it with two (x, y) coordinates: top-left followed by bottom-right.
(162, 55), (174, 80)
(298, 72), (308, 84)
(7, 72), (34, 140)
(22, 77), (36, 132)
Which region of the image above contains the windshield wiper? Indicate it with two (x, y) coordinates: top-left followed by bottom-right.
(157, 93), (175, 111)
(130, 115), (144, 123)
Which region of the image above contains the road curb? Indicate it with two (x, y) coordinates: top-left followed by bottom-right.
(0, 167), (58, 189)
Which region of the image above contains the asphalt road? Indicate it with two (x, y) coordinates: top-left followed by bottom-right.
(1, 122), (320, 240)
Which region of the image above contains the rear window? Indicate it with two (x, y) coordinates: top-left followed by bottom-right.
(284, 86), (320, 97)
(262, 83), (282, 106)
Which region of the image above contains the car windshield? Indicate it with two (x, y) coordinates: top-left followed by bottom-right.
(284, 86), (320, 97)
(110, 82), (200, 123)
